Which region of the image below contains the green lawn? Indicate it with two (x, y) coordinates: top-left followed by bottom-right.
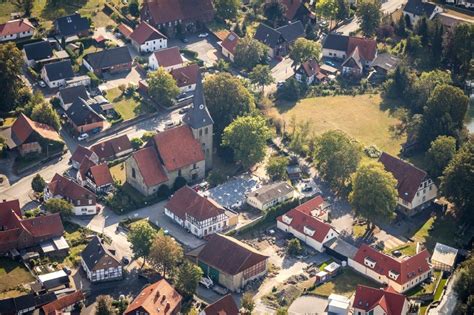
(105, 88), (152, 121)
(110, 162), (126, 184)
(311, 268), (379, 297)
(122, 218), (162, 233)
(434, 277), (447, 301)
(406, 270), (442, 297)
(278, 94), (405, 155)
(0, 258), (34, 293)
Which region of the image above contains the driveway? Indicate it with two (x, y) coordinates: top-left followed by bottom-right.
(168, 35), (222, 67)
(93, 27), (125, 47)
(100, 66), (145, 90)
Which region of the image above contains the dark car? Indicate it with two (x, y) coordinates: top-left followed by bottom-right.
(392, 250), (402, 257)
(121, 256), (130, 265)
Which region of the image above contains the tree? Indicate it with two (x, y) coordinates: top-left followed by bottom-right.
(128, 0), (139, 17)
(287, 238), (303, 256)
(173, 176), (187, 191)
(31, 174), (46, 193)
(336, 0), (350, 21)
(431, 22), (443, 67)
(147, 68), (180, 107)
(13, 0), (34, 16)
(204, 73), (255, 137)
(454, 255), (474, 312)
(127, 222), (156, 268)
(277, 77), (302, 101)
(130, 138), (143, 150)
(157, 184), (171, 198)
(410, 70), (452, 113)
(175, 261), (203, 298)
(31, 101), (61, 131)
(419, 84), (469, 148)
(289, 38), (321, 66)
(141, 131), (155, 142)
(264, 0), (287, 27)
(249, 64), (274, 93)
(357, 1), (382, 37)
(214, 0), (240, 21)
(349, 162), (398, 228)
(425, 136), (457, 178)
(441, 139), (474, 222)
(44, 198), (73, 218)
(266, 156), (289, 180)
(149, 234), (183, 278)
(234, 37), (268, 70)
(445, 23), (473, 82)
(415, 17), (429, 46)
(314, 130), (362, 194)
(0, 42), (26, 112)
(316, 0), (338, 26)
(241, 292), (255, 315)
(222, 115), (271, 169)
(95, 295), (115, 315)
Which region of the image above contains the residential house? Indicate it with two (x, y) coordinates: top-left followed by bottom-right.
(41, 59), (75, 88)
(80, 236), (123, 283)
(45, 173), (98, 216)
(403, 0), (443, 26)
(200, 294), (239, 315)
(370, 53), (401, 80)
(379, 152), (438, 216)
(431, 243), (458, 272)
(0, 199), (64, 253)
(65, 97), (105, 134)
(435, 12), (473, 31)
(42, 291), (84, 315)
(140, 0), (215, 36)
(170, 63), (199, 92)
(70, 145), (99, 169)
(0, 113), (63, 157)
(295, 59), (327, 84)
(90, 135), (133, 162)
(117, 23), (133, 39)
(38, 270), (70, 290)
(165, 186), (238, 238)
(188, 233), (269, 292)
(54, 13), (90, 39)
(0, 19), (34, 42)
(352, 285), (409, 315)
(276, 196), (338, 252)
(278, 0), (311, 23)
(0, 292), (56, 315)
(23, 40), (53, 67)
(148, 46), (184, 71)
(246, 181), (295, 211)
(254, 21), (305, 58)
(220, 31), (240, 62)
(77, 158), (114, 193)
(83, 46), (132, 75)
(348, 244), (432, 293)
(124, 279), (182, 315)
(58, 85), (89, 110)
(130, 21), (167, 53)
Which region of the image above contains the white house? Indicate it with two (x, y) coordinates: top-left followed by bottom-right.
(379, 152), (438, 216)
(165, 186), (237, 238)
(0, 19), (34, 42)
(277, 196), (337, 252)
(247, 181), (295, 211)
(41, 60), (74, 88)
(129, 21), (167, 53)
(352, 285), (409, 315)
(170, 63), (199, 93)
(403, 0), (443, 25)
(80, 236), (123, 283)
(220, 31), (239, 62)
(148, 46), (183, 71)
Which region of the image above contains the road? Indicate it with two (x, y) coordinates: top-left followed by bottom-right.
(336, 0), (408, 35)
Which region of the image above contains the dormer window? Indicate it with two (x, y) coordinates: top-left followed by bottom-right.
(389, 270), (399, 280)
(282, 215), (292, 225)
(304, 226), (315, 236)
(364, 257), (376, 269)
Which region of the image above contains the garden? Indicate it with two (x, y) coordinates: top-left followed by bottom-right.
(104, 86), (155, 122)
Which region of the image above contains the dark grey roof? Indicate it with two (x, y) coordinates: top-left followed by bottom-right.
(276, 21), (305, 43)
(34, 292), (57, 307)
(66, 97), (104, 127)
(80, 236), (118, 270)
(0, 297), (15, 313)
(55, 13), (90, 37)
(371, 53), (401, 71)
(59, 85), (89, 106)
(23, 40), (53, 61)
(183, 71), (213, 129)
(322, 33), (350, 51)
(84, 46), (132, 70)
(44, 60), (74, 81)
(0, 292), (51, 313)
(403, 0), (438, 17)
(254, 23), (282, 47)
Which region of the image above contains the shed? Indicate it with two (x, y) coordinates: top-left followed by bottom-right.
(315, 270), (329, 284)
(324, 261), (341, 275)
(327, 294), (350, 315)
(38, 270), (69, 289)
(431, 242), (458, 272)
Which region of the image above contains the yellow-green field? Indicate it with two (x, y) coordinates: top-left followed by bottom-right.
(279, 94), (405, 156)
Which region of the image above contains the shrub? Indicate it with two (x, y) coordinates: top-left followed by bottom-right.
(173, 176), (187, 191)
(87, 71), (100, 88)
(157, 184), (171, 198)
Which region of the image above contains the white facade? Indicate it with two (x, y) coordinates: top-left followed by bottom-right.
(41, 66), (67, 88)
(164, 208), (229, 238)
(80, 258), (122, 283)
(323, 48), (346, 60)
(148, 53), (183, 71)
(399, 179), (438, 216)
(403, 5), (443, 25)
(134, 37), (167, 53)
(354, 301), (409, 315)
(221, 46), (235, 62)
(247, 189), (295, 211)
(0, 28), (33, 42)
(178, 82), (197, 93)
(44, 189), (97, 216)
(276, 219), (337, 252)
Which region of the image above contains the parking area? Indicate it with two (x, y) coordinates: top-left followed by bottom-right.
(206, 174), (260, 209)
(169, 35), (222, 67)
(100, 66), (145, 90)
(294, 178), (322, 198)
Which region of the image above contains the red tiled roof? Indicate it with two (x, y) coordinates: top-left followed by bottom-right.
(91, 135), (132, 160)
(130, 21), (166, 45)
(277, 197), (333, 243)
(124, 279), (182, 315)
(153, 125), (204, 172)
(378, 152), (427, 203)
(21, 213), (64, 239)
(352, 244), (431, 285)
(170, 63), (199, 88)
(353, 285), (407, 315)
(70, 145), (95, 164)
(203, 294), (239, 315)
(347, 36), (377, 62)
(166, 186), (225, 221)
(0, 199), (21, 226)
(221, 31), (239, 55)
(0, 19), (34, 37)
(152, 46), (183, 68)
(42, 291), (84, 315)
(131, 147), (168, 187)
(48, 174), (96, 206)
(301, 59), (325, 78)
(117, 23), (133, 38)
(78, 157), (97, 181)
(11, 113), (61, 144)
(142, 0), (214, 25)
(196, 234), (268, 276)
(89, 164), (113, 187)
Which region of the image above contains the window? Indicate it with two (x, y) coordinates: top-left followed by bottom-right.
(423, 189), (426, 194)
(193, 163), (197, 169)
(178, 169), (182, 176)
(199, 129), (203, 136)
(132, 168), (136, 179)
(205, 127), (208, 135)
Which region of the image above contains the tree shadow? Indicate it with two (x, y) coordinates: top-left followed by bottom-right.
(275, 99), (299, 114)
(40, 0), (89, 21)
(379, 96), (405, 115)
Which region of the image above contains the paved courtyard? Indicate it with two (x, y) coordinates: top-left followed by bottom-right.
(206, 174), (260, 209)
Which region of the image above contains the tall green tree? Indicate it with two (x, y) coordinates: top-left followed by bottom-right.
(425, 136), (457, 178)
(314, 130), (362, 194)
(454, 255), (474, 314)
(204, 73), (255, 137)
(415, 17), (429, 46)
(222, 115), (271, 169)
(214, 0), (240, 21)
(441, 139), (474, 222)
(410, 70), (452, 113)
(44, 198), (73, 219)
(316, 0), (338, 26)
(445, 23), (473, 83)
(266, 156), (289, 180)
(264, 0), (287, 27)
(431, 21), (443, 66)
(31, 101), (61, 131)
(336, 0), (350, 21)
(0, 42), (26, 112)
(175, 261), (203, 298)
(249, 64), (274, 93)
(289, 38), (321, 66)
(234, 36), (268, 70)
(356, 0), (382, 37)
(128, 0), (140, 17)
(95, 295), (115, 315)
(127, 221), (156, 268)
(13, 0), (34, 16)
(31, 174), (46, 193)
(287, 238), (303, 256)
(349, 162), (398, 228)
(147, 68), (180, 107)
(149, 234), (183, 278)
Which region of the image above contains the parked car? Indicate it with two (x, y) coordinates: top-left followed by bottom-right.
(276, 81), (285, 88)
(77, 133), (89, 141)
(199, 277), (213, 289)
(302, 185), (313, 193)
(392, 250), (402, 257)
(164, 121), (175, 129)
(122, 256), (130, 265)
(38, 80), (46, 88)
(62, 267), (71, 275)
(181, 37), (189, 43)
(213, 285), (229, 295)
(198, 33), (209, 38)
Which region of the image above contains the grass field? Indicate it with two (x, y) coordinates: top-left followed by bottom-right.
(278, 94), (405, 156)
(0, 258), (34, 293)
(105, 88), (149, 121)
(311, 268), (379, 297)
(110, 162), (126, 184)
